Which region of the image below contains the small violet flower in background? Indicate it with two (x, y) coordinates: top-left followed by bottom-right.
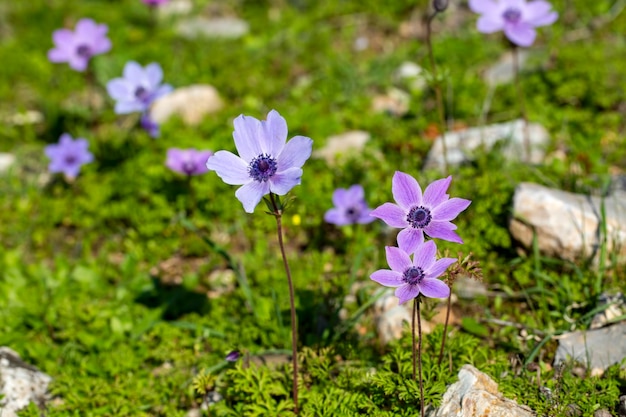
(166, 148), (213, 176)
(142, 0), (170, 5)
(225, 350), (241, 362)
(48, 18), (111, 72)
(44, 133), (94, 179)
(469, 0), (558, 47)
(371, 171), (471, 254)
(106, 61), (172, 114)
(206, 110), (313, 213)
(324, 185), (375, 226)
(371, 241), (454, 304)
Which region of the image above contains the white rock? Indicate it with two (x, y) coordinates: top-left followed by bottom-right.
(510, 182), (626, 262)
(158, 0), (193, 17)
(176, 16), (249, 39)
(150, 85), (223, 126)
(0, 347), (51, 417)
(0, 153), (15, 173)
(554, 322), (626, 374)
(394, 61), (426, 91)
(424, 119), (549, 171)
(484, 50), (530, 87)
(313, 130), (370, 166)
(371, 87), (410, 117)
(430, 365), (534, 417)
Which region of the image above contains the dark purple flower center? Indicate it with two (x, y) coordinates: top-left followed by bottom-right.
(407, 206), (432, 229)
(182, 161), (196, 175)
(135, 86), (151, 103)
(248, 154), (277, 182)
(345, 206), (361, 222)
(403, 266), (424, 286)
(502, 7), (522, 24)
(76, 44), (92, 58)
(64, 154), (78, 165)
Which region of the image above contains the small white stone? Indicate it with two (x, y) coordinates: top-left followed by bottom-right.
(176, 17), (249, 39)
(313, 130), (370, 166)
(150, 85), (223, 126)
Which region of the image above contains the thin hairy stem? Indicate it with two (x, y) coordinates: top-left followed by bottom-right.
(425, 11), (448, 174)
(417, 298), (425, 417)
(270, 193), (299, 413)
(512, 45), (530, 161)
(437, 292), (452, 365)
(412, 298), (417, 381)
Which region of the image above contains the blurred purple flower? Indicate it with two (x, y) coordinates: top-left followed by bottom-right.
(106, 61), (172, 114)
(371, 241), (454, 304)
(142, 0), (170, 5)
(141, 113), (160, 138)
(166, 148), (213, 176)
(324, 185), (375, 226)
(225, 350), (241, 362)
(370, 172), (471, 253)
(469, 0), (558, 47)
(206, 110), (313, 213)
(44, 133), (93, 179)
(48, 18), (111, 72)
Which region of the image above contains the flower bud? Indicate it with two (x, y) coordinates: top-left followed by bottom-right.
(433, 0), (448, 12)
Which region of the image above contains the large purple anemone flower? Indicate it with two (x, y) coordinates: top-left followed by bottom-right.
(206, 110), (313, 213)
(370, 241), (454, 304)
(371, 172), (471, 253)
(48, 18), (112, 72)
(469, 0), (558, 47)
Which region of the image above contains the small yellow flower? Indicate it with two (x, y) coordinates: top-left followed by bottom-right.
(292, 214), (301, 226)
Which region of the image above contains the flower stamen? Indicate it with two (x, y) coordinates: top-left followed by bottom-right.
(403, 266), (425, 286)
(248, 153), (278, 182)
(407, 206), (432, 229)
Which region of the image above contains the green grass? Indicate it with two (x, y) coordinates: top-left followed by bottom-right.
(1, 0), (626, 415)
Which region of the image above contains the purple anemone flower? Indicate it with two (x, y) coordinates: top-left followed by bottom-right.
(44, 133), (94, 179)
(371, 241), (454, 304)
(166, 148), (213, 176)
(48, 18), (112, 72)
(370, 172), (471, 254)
(106, 61), (172, 114)
(324, 185), (375, 226)
(142, 0), (170, 5)
(469, 0), (558, 47)
(225, 350), (241, 362)
(206, 110), (313, 213)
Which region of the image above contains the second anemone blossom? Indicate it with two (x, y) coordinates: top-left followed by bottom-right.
(371, 172), (471, 254)
(469, 0), (558, 47)
(371, 241), (454, 304)
(206, 110), (313, 213)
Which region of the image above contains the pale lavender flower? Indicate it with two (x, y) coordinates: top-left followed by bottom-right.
(469, 0), (558, 47)
(44, 133), (94, 179)
(166, 148), (213, 176)
(141, 113), (160, 138)
(324, 185), (375, 226)
(48, 18), (111, 72)
(371, 241), (454, 304)
(206, 110), (313, 213)
(370, 172), (471, 254)
(142, 0), (170, 5)
(225, 350), (241, 362)
(106, 61), (172, 114)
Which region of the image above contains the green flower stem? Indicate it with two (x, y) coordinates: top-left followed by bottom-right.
(437, 291), (452, 366)
(269, 193), (299, 413)
(512, 44), (530, 161)
(415, 297), (425, 417)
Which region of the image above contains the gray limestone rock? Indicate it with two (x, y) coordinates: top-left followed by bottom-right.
(510, 182), (626, 262)
(313, 130), (370, 166)
(0, 347), (52, 417)
(176, 16), (249, 39)
(424, 119), (549, 171)
(429, 365), (534, 417)
(0, 153), (15, 174)
(150, 85), (223, 126)
(554, 322), (626, 375)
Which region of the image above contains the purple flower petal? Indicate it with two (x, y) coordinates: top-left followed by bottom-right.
(106, 79), (131, 100)
(269, 167), (302, 195)
(324, 208), (348, 225)
(233, 114), (264, 162)
(332, 188), (349, 208)
(115, 101), (145, 114)
(431, 197), (471, 221)
(385, 246), (412, 272)
(504, 22), (536, 47)
(145, 63), (164, 87)
(424, 221), (463, 244)
(277, 135), (313, 172)
(392, 171), (422, 209)
(68, 56), (89, 72)
(418, 279), (450, 299)
(423, 176), (451, 207)
(412, 240), (437, 271)
(345, 184), (365, 202)
(468, 0), (497, 14)
(263, 110), (288, 156)
(235, 181), (270, 213)
(370, 270), (404, 287)
(370, 203), (407, 228)
(426, 257), (457, 279)
(397, 228), (424, 254)
(205, 151), (250, 185)
(477, 15), (505, 33)
(395, 285), (419, 304)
